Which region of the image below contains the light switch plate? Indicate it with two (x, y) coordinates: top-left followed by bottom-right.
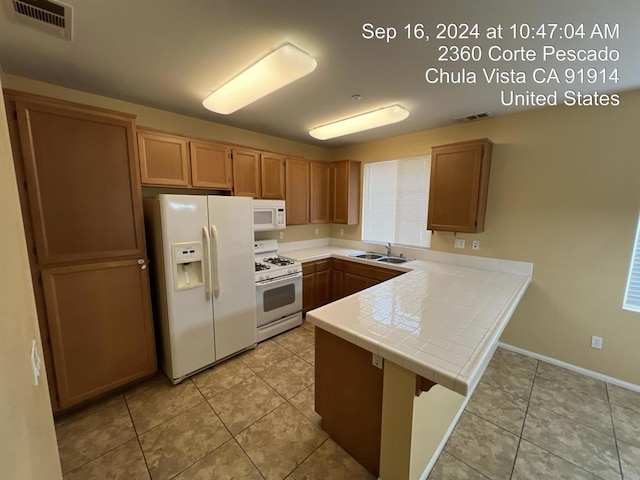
(454, 239), (465, 249)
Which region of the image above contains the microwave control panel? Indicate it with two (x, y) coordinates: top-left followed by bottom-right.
(277, 208), (285, 225)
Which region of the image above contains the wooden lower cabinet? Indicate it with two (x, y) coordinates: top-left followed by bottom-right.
(303, 269), (316, 314)
(315, 328), (383, 476)
(42, 259), (157, 409)
(303, 258), (405, 312)
(330, 259), (344, 301)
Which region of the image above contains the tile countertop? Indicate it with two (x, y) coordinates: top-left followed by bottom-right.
(283, 246), (532, 396)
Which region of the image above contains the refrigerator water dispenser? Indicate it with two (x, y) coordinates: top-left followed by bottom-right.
(171, 242), (204, 290)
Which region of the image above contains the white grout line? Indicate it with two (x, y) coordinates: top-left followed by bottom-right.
(498, 342), (640, 393)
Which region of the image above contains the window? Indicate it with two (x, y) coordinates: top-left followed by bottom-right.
(362, 155), (431, 248)
(623, 214), (640, 312)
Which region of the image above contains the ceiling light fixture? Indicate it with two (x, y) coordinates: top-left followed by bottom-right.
(309, 104), (410, 140)
(202, 43), (317, 115)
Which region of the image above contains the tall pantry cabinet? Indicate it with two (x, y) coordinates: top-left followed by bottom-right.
(4, 91), (156, 412)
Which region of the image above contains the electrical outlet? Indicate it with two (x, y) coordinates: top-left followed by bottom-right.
(591, 336), (603, 349)
(454, 238), (465, 249)
(314, 228), (319, 236)
(279, 231), (284, 239)
(472, 240), (480, 250)
(340, 228), (344, 236)
(372, 353), (384, 369)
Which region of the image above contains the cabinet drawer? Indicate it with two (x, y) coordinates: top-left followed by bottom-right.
(316, 259), (330, 272)
(343, 261), (401, 283)
(302, 262), (316, 275)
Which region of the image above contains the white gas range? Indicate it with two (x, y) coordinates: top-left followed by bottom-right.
(254, 239), (303, 342)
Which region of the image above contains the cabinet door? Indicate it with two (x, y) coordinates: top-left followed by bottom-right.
(331, 160), (361, 225)
(285, 157), (310, 225)
(42, 259), (156, 408)
(310, 161), (331, 223)
(343, 272), (372, 296)
(316, 267), (331, 307)
(261, 153), (285, 199)
(137, 131), (190, 186)
(16, 100), (146, 265)
(330, 259), (344, 301)
(427, 139), (492, 233)
(303, 272), (316, 313)
(190, 141), (232, 189)
(232, 148), (261, 197)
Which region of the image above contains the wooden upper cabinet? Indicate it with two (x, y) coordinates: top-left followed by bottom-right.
(42, 259), (156, 408)
(261, 153), (285, 199)
(285, 157), (310, 225)
(331, 160), (361, 225)
(232, 148), (261, 197)
(15, 99), (146, 265)
(427, 138), (493, 233)
(190, 140), (232, 189)
(310, 161), (331, 223)
(137, 131), (190, 186)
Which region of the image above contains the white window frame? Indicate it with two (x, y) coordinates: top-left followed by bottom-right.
(623, 213), (640, 312)
(361, 155), (432, 249)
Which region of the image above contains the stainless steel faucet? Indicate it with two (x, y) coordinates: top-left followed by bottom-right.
(386, 242), (393, 256)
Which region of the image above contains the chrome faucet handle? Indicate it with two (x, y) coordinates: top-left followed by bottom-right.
(386, 242), (392, 256)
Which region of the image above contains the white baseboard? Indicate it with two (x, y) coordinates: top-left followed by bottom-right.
(498, 342), (640, 393)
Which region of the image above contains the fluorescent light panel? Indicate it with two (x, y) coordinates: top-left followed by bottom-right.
(203, 43), (317, 115)
(309, 105), (410, 140)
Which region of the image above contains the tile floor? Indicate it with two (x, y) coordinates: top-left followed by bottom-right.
(55, 321), (373, 480)
(428, 347), (640, 480)
(55, 323), (640, 480)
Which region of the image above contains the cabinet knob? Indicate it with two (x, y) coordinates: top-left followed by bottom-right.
(137, 259), (144, 265)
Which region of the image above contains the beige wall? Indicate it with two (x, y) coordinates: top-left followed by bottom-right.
(332, 89), (640, 385)
(0, 76), (62, 478)
(0, 74), (332, 161)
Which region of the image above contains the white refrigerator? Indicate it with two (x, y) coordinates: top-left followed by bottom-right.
(144, 194), (257, 383)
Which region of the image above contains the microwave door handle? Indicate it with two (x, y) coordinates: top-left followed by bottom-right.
(202, 226), (212, 301)
(210, 225), (221, 299)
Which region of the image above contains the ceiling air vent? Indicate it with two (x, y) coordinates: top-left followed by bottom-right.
(3, 0), (72, 40)
(454, 112), (491, 122)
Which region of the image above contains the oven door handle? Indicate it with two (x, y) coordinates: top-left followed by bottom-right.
(255, 271), (302, 287)
(202, 226), (211, 301)
(210, 224), (221, 299)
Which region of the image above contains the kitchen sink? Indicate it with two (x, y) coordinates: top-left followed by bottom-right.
(352, 252), (384, 260)
(376, 256), (409, 264)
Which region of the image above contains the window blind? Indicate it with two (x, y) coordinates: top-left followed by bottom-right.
(623, 214), (640, 312)
(362, 155), (431, 248)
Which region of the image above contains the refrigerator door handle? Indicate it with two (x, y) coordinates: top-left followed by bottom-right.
(210, 224), (221, 299)
(202, 226), (212, 301)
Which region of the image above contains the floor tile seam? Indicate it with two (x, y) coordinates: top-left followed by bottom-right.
(123, 394), (153, 478)
(216, 395), (287, 437)
(516, 436), (616, 480)
(55, 394), (127, 428)
(475, 379), (533, 404)
(60, 435), (138, 477)
(287, 396), (318, 426)
(527, 398), (616, 438)
(123, 376), (187, 402)
(282, 436), (332, 480)
(464, 410), (521, 441)
(136, 399), (212, 437)
(463, 405), (524, 437)
(206, 375), (287, 406)
(532, 376), (610, 403)
(294, 350), (313, 364)
(508, 361), (539, 479)
(440, 449), (492, 479)
(151, 401), (239, 479)
(164, 437), (239, 480)
(607, 392), (626, 479)
(193, 373), (253, 401)
(233, 430), (269, 480)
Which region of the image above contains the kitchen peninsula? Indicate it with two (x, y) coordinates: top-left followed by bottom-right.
(283, 246), (532, 480)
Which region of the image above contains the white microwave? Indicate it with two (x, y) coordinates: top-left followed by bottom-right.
(253, 199), (286, 231)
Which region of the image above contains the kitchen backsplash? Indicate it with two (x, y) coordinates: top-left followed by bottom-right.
(278, 237), (533, 276)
